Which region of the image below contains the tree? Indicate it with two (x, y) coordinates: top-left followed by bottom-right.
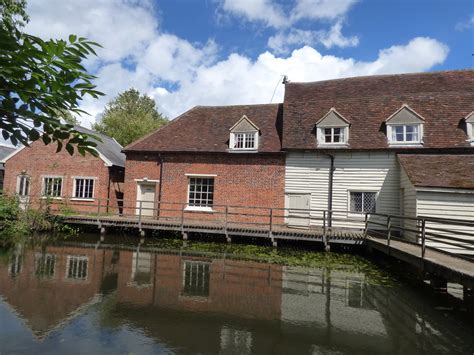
(0, 0), (103, 156)
(51, 108), (78, 125)
(93, 89), (168, 146)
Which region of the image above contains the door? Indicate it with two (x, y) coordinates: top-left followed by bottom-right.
(136, 183), (156, 217)
(287, 194), (311, 228)
(16, 175), (30, 209)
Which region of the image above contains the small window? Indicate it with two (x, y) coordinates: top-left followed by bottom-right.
(43, 177), (63, 197)
(16, 175), (30, 196)
(231, 132), (257, 150)
(74, 178), (94, 199)
(188, 177), (214, 208)
(66, 255), (88, 280)
(182, 261), (210, 298)
(322, 127), (346, 144)
(350, 191), (377, 213)
(390, 124), (420, 143)
(35, 253), (56, 279)
(467, 122), (474, 144)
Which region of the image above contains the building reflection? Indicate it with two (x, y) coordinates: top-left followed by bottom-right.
(0, 242), (471, 353)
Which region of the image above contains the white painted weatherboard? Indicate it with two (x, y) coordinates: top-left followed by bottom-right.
(417, 190), (474, 254)
(285, 152), (400, 229)
(400, 167), (419, 241)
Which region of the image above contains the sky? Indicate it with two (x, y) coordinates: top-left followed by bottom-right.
(24, 0), (474, 127)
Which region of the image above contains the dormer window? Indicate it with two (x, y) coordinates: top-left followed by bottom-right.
(316, 108), (350, 147)
(465, 111), (474, 146)
(386, 105), (424, 146)
(229, 115), (259, 151)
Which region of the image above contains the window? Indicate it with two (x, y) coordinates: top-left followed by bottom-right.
(350, 191), (377, 213)
(390, 124), (420, 143)
(35, 253), (56, 279)
(188, 177), (214, 208)
(130, 252), (152, 287)
(231, 132), (257, 150)
(16, 175), (30, 196)
(322, 127), (346, 144)
(43, 177), (63, 197)
(467, 122), (474, 144)
(66, 255), (88, 280)
(8, 254), (22, 277)
(74, 178), (94, 199)
(182, 261), (210, 297)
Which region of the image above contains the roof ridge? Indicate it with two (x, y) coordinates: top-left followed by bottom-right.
(287, 69), (474, 86)
(197, 103), (282, 108)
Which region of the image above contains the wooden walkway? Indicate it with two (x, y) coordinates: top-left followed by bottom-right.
(367, 236), (474, 288)
(61, 214), (366, 245)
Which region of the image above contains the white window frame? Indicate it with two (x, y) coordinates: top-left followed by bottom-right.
(229, 131), (258, 151)
(387, 123), (423, 145)
(317, 126), (349, 146)
(34, 253), (56, 279)
(65, 255), (89, 281)
(186, 176), (215, 212)
(72, 177), (96, 200)
(181, 260), (210, 299)
(42, 176), (63, 198)
(348, 190), (378, 215)
(467, 122), (474, 146)
(16, 175), (30, 196)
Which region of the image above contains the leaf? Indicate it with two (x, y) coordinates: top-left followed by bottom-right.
(68, 34), (77, 43)
(65, 143), (74, 155)
(56, 141), (63, 153)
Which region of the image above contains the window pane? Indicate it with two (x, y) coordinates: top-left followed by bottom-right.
(350, 192), (363, 212)
(405, 125), (418, 141)
(363, 192), (377, 213)
(393, 126), (404, 141)
(324, 128), (332, 143)
(188, 177), (214, 207)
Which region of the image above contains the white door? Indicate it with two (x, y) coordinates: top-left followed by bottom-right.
(287, 194), (311, 228)
(136, 183), (156, 217)
(16, 175), (30, 209)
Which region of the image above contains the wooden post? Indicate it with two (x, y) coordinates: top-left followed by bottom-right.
(322, 210), (328, 250)
(421, 219), (426, 259)
(364, 213), (369, 238)
(387, 216), (392, 248)
(138, 200), (143, 231)
(269, 208), (273, 238)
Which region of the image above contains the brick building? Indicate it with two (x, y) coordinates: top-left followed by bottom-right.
(123, 104), (285, 222)
(1, 126), (125, 213)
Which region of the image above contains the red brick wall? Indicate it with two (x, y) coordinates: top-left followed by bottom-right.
(3, 141), (123, 213)
(123, 153), (285, 224)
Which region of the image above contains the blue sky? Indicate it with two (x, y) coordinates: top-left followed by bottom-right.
(22, 0), (473, 126)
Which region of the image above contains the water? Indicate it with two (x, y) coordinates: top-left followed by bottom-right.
(0, 235), (473, 354)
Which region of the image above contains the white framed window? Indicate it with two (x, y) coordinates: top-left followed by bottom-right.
(34, 253), (56, 279)
(42, 176), (63, 197)
(230, 132), (258, 150)
(188, 177), (214, 210)
(182, 260), (210, 298)
(318, 127), (348, 145)
(467, 122), (474, 145)
(16, 175), (30, 196)
(349, 191), (377, 213)
(73, 177), (95, 199)
(66, 255), (88, 280)
(388, 124), (421, 144)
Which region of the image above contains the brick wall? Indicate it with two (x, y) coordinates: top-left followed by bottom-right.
(3, 141), (123, 213)
(123, 152), (285, 224)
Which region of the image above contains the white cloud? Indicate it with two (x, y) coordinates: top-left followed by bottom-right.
(24, 1), (449, 126)
(455, 15), (474, 31)
(268, 20), (359, 54)
(291, 0), (358, 22)
(219, 0), (286, 28)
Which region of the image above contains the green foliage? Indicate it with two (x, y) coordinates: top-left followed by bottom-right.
(51, 108), (79, 125)
(0, 195), (77, 244)
(0, 0), (103, 156)
(92, 88), (168, 146)
(0, 0), (29, 28)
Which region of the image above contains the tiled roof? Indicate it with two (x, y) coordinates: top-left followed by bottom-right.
(282, 70), (474, 150)
(124, 104), (283, 153)
(399, 154), (474, 189)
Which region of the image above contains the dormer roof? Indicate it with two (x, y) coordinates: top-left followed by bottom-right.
(465, 111), (474, 123)
(229, 115), (259, 132)
(316, 108), (350, 127)
(385, 104), (425, 124)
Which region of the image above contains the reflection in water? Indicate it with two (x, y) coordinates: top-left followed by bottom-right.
(0, 241), (472, 354)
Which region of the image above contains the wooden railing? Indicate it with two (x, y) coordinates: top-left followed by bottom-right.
(8, 195), (474, 258)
